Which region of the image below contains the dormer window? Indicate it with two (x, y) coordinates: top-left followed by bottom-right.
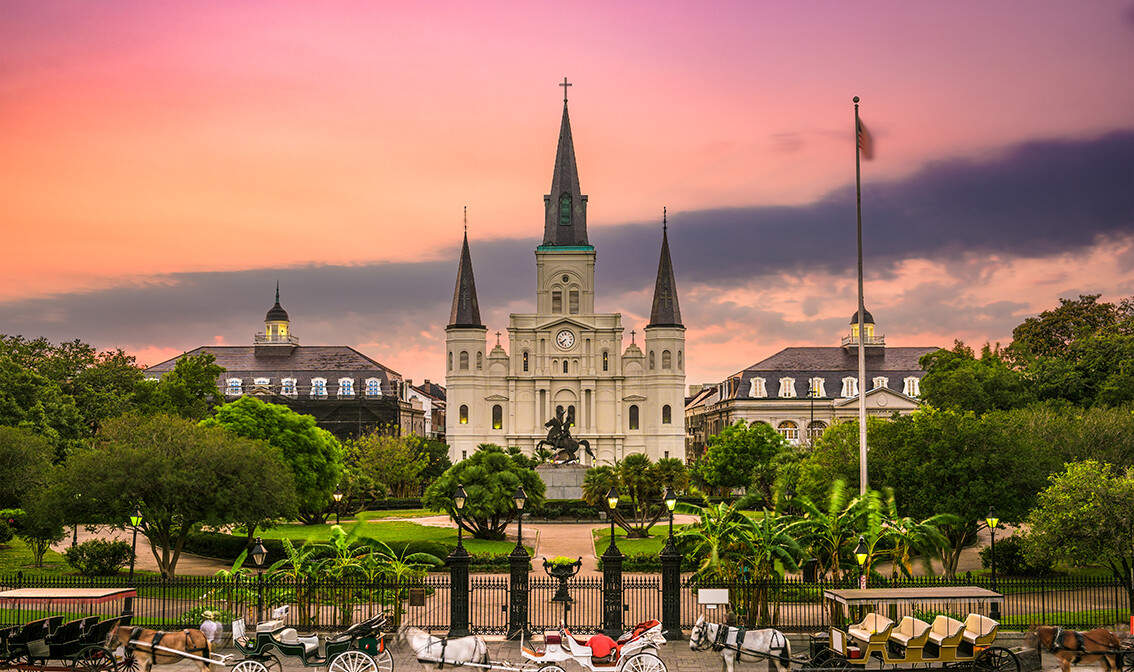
(311, 377), (327, 398)
(809, 377), (826, 398)
(903, 376), (921, 397)
(778, 377), (797, 398)
(841, 377), (859, 398)
(253, 377), (270, 387)
(559, 194), (572, 225)
(282, 378), (297, 397)
(225, 378), (243, 396)
(873, 376), (889, 390)
(338, 378), (354, 397)
(749, 377), (767, 398)
(366, 378), (382, 396)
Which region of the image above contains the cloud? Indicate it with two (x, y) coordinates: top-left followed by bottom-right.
(2, 131), (1130, 383)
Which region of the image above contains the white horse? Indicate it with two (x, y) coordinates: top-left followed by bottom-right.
(689, 615), (791, 672)
(397, 625), (489, 667)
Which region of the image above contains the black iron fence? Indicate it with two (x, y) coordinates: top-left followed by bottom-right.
(1, 572), (1129, 634)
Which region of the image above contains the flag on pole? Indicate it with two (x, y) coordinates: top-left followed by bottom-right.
(857, 118), (874, 160)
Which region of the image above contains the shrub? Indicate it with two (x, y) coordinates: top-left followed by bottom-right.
(979, 533), (1053, 577)
(181, 531), (287, 565)
(0, 519), (13, 545)
(63, 539), (134, 576)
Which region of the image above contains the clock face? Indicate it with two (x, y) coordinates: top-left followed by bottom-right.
(556, 329), (575, 349)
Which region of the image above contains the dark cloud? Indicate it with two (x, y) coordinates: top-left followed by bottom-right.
(1, 131), (1130, 374)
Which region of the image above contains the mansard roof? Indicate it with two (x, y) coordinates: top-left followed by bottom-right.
(448, 230), (484, 328)
(647, 223), (682, 328)
(727, 346), (939, 400)
(542, 101), (589, 246)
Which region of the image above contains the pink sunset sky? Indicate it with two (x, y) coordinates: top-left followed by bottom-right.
(2, 0), (1132, 387)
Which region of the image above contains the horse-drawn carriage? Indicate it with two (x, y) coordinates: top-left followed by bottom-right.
(0, 588), (135, 672)
(227, 613), (391, 672)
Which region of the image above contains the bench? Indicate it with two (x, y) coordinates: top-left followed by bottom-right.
(889, 617), (931, 649)
(848, 613), (894, 647)
(962, 614), (998, 647)
(926, 615), (965, 657)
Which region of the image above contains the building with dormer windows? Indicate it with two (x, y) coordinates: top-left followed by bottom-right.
(444, 93), (686, 464)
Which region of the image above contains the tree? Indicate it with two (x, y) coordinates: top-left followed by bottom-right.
(11, 489), (66, 567)
(582, 454), (689, 538)
(1008, 294), (1130, 362)
(136, 353), (225, 420)
(202, 396), (342, 525)
(918, 341), (1033, 414)
(60, 413), (296, 576)
(789, 480), (868, 582)
(0, 358), (85, 460)
(416, 438), (452, 486)
(348, 431), (429, 499)
(1024, 461), (1134, 610)
(699, 420), (789, 500)
(421, 444), (546, 540)
(0, 427), (53, 509)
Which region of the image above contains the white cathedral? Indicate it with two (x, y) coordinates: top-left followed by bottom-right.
(444, 94), (686, 465)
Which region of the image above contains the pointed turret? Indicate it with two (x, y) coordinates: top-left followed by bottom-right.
(647, 216), (682, 328)
(448, 230), (483, 328)
(543, 98), (589, 246)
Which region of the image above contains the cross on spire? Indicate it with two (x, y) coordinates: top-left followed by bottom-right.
(463, 205), (467, 233)
(663, 206), (667, 232)
(630, 329), (636, 344)
(560, 77), (572, 103)
(495, 331), (501, 346)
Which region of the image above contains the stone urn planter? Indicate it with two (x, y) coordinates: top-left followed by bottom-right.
(543, 556), (582, 603)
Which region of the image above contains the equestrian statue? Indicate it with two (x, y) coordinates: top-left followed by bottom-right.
(536, 407), (595, 464)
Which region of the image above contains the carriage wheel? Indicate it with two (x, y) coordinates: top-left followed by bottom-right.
(972, 647), (1020, 672)
(538, 665), (566, 672)
(818, 654), (851, 672)
(621, 652), (667, 672)
(256, 652), (282, 672)
(330, 650), (378, 672)
(119, 654), (139, 672)
(372, 649), (393, 672)
(1118, 652), (1134, 672)
(5, 651), (32, 670)
(233, 659), (270, 672)
(74, 646), (120, 672)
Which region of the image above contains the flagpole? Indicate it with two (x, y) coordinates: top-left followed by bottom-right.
(854, 96), (868, 496)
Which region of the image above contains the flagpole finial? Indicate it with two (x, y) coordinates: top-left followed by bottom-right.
(853, 96), (860, 103)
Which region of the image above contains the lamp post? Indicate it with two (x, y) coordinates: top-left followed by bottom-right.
(250, 537), (268, 625)
(808, 386), (816, 446)
(985, 506), (1001, 618)
(854, 536), (868, 590)
(332, 487), (344, 526)
(508, 486), (530, 640)
(659, 486), (681, 640)
(602, 486), (623, 637)
(129, 508), (142, 581)
(448, 484), (471, 637)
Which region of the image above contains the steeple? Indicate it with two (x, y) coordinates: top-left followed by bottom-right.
(543, 82), (588, 247)
(448, 225), (483, 328)
(648, 210), (682, 328)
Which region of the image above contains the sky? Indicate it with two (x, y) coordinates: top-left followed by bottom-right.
(2, 0), (1132, 387)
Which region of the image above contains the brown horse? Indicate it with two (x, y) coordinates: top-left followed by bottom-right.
(1025, 625), (1120, 672)
(106, 624), (212, 672)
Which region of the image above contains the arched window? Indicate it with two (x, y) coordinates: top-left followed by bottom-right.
(552, 290), (563, 313)
(602, 351), (609, 371)
(777, 420), (799, 442)
(903, 376), (921, 397)
(628, 405), (640, 430)
(841, 377), (858, 398)
(778, 377), (797, 398)
(281, 378), (297, 397)
(459, 405), (469, 424)
(807, 420), (827, 442)
(662, 350), (672, 369)
(459, 351), (469, 370)
(563, 360), (569, 374)
(476, 351), (483, 370)
(522, 351), (530, 372)
(225, 378), (243, 396)
(569, 290), (579, 314)
(678, 351), (683, 370)
(311, 378), (327, 397)
(448, 352), (453, 371)
(873, 376), (889, 390)
(567, 405), (575, 427)
(492, 404), (503, 430)
(559, 194), (572, 225)
(366, 378), (381, 396)
(662, 404), (672, 424)
(649, 351), (655, 370)
(338, 378), (355, 397)
(749, 377), (767, 398)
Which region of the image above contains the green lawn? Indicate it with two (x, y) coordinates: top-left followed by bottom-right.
(592, 524), (689, 555)
(260, 519), (520, 555)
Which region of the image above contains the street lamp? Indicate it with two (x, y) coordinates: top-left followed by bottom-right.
(662, 486), (677, 545)
(332, 487), (344, 526)
(513, 486), (528, 551)
(854, 536), (868, 589)
(250, 537), (268, 624)
(605, 487), (620, 553)
(129, 508), (142, 581)
(986, 506), (1000, 591)
(454, 484), (468, 552)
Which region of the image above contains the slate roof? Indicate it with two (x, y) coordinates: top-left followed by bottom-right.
(413, 380), (447, 401)
(542, 100), (589, 246)
(145, 345), (402, 395)
(448, 230), (484, 328)
(850, 308), (875, 324)
(729, 346), (938, 400)
(648, 223), (683, 328)
(265, 283), (289, 321)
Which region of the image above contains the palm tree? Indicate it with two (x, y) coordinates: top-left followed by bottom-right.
(790, 479), (868, 583)
(267, 539), (323, 627)
(358, 540), (444, 627)
(878, 489), (957, 579)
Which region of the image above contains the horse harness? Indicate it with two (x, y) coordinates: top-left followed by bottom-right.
(1046, 627), (1089, 664)
(709, 623), (788, 661)
(125, 627), (209, 658)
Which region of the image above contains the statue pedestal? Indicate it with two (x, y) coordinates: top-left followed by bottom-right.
(536, 463), (587, 500)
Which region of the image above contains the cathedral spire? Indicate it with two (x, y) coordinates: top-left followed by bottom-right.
(543, 80), (589, 246)
(448, 225), (483, 328)
(648, 209), (682, 328)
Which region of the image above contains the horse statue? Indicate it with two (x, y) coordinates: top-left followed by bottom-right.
(536, 407), (595, 464)
(106, 623), (212, 672)
(1025, 625), (1121, 672)
(397, 625), (489, 667)
(689, 614), (792, 672)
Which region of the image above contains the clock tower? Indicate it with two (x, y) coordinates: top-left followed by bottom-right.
(444, 87), (686, 465)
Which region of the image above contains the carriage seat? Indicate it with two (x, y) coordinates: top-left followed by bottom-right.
(961, 614), (998, 646)
(617, 620), (660, 645)
(275, 628), (319, 655)
(927, 616), (965, 651)
(848, 613), (894, 646)
(889, 617), (931, 652)
(585, 634), (619, 663)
